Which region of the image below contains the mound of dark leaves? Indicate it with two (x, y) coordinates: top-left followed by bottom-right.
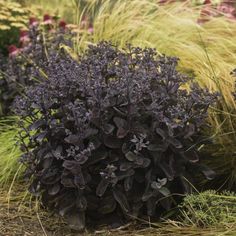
(0, 16), (74, 115)
(14, 42), (217, 230)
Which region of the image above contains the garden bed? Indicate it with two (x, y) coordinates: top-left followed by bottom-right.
(1, 185), (236, 236)
(1, 0), (236, 235)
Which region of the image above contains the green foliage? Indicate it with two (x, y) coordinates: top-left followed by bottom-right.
(179, 190), (236, 227)
(0, 0), (29, 55)
(0, 117), (23, 188)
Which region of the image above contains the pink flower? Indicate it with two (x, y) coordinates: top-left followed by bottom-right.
(19, 30), (30, 44)
(88, 23), (94, 34)
(203, 0), (211, 4)
(221, 0), (234, 4)
(217, 2), (236, 20)
(80, 15), (89, 29)
(158, 0), (176, 4)
(8, 45), (20, 57)
(59, 20), (67, 29)
(43, 14), (53, 25)
(159, 0), (175, 3)
(197, 1), (218, 24)
(29, 17), (39, 27)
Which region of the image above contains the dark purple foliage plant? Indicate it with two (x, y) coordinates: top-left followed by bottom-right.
(14, 41), (217, 230)
(0, 17), (74, 115)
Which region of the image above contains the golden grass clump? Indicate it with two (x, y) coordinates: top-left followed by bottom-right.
(0, 117), (23, 189)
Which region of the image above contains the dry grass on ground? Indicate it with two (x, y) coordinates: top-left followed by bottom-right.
(1, 184), (236, 236)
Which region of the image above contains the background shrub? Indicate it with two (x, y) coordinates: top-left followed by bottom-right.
(0, 117), (23, 188)
(15, 42), (217, 230)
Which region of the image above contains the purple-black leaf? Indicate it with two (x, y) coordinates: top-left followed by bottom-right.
(142, 158), (151, 168)
(120, 162), (133, 171)
(65, 210), (85, 231)
(61, 176), (75, 188)
(76, 196), (87, 210)
(29, 180), (41, 196)
(75, 154), (88, 164)
(96, 179), (110, 197)
(48, 183), (60, 196)
(84, 128), (98, 139)
(85, 150), (108, 166)
(35, 131), (47, 142)
(156, 128), (167, 139)
(59, 203), (75, 217)
(167, 137), (183, 149)
(113, 117), (128, 138)
(42, 157), (53, 169)
(125, 151), (137, 162)
(147, 143), (168, 152)
(63, 160), (78, 170)
(103, 123), (115, 134)
(29, 120), (46, 131)
(104, 135), (123, 149)
(182, 150), (199, 163)
(113, 117), (127, 129)
(198, 165), (216, 180)
(117, 169), (135, 181)
(159, 161), (175, 181)
(124, 176), (133, 191)
(74, 173), (85, 189)
(151, 181), (162, 190)
(113, 188), (130, 213)
(64, 134), (80, 145)
(98, 196), (117, 214)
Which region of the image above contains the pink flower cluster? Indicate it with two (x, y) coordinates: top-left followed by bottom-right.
(158, 0), (236, 23)
(8, 14), (68, 57)
(80, 15), (94, 34)
(7, 14), (94, 58)
(198, 0), (236, 24)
